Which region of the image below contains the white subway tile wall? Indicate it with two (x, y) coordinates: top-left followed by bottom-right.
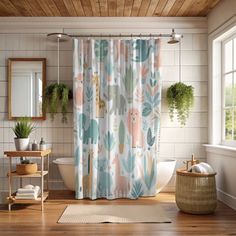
(0, 32), (207, 200)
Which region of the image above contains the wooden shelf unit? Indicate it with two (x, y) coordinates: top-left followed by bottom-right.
(4, 150), (51, 211)
(10, 191), (49, 204)
(8, 170), (48, 178)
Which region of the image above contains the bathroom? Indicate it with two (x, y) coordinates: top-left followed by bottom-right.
(0, 0), (236, 235)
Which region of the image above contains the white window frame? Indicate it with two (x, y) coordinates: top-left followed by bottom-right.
(222, 33), (236, 146)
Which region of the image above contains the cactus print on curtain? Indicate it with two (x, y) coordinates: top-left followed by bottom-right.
(73, 38), (161, 199)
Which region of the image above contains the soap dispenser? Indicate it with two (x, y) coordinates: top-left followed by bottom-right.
(32, 140), (39, 151)
(40, 138), (46, 151)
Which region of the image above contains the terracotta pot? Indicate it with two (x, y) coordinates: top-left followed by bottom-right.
(16, 163), (38, 175)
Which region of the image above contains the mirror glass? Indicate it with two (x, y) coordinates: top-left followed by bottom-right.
(8, 59), (46, 120)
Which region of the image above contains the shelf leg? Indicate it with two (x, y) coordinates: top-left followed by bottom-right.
(8, 203), (11, 212)
(8, 157), (12, 212)
(47, 154), (49, 191)
(41, 156), (44, 211)
(20, 178), (23, 188)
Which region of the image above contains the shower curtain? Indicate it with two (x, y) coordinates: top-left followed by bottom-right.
(73, 38), (161, 199)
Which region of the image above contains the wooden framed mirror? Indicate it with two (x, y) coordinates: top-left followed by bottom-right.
(8, 58), (46, 120)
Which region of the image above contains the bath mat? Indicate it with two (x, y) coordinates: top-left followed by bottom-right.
(58, 204), (171, 224)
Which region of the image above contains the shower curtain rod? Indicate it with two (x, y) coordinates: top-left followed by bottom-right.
(68, 33), (174, 38)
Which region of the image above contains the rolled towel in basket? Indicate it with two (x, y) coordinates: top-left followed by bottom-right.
(188, 162), (215, 174)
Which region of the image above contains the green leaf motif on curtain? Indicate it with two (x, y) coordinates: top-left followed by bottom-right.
(123, 66), (138, 103)
(104, 131), (115, 151)
(95, 40), (109, 62)
(153, 93), (160, 107)
(147, 128), (155, 147)
(132, 40), (152, 62)
(86, 86), (93, 102)
(150, 71), (160, 87)
(122, 151), (135, 173)
(119, 121), (125, 154)
(142, 156), (156, 190)
(142, 102), (152, 116)
(130, 180), (144, 199)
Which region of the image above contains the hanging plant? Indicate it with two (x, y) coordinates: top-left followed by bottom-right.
(166, 82), (194, 126)
(43, 83), (72, 123)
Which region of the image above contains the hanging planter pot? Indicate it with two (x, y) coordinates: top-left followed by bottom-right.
(166, 82), (194, 126)
(166, 39), (194, 126)
(45, 33), (72, 123)
(43, 83), (72, 123)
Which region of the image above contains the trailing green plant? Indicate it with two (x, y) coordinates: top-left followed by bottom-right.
(43, 83), (72, 123)
(12, 117), (35, 138)
(166, 82), (194, 126)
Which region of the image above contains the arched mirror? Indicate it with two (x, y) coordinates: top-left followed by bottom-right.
(8, 58), (46, 120)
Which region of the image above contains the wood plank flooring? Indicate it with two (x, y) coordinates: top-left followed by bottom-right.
(0, 191), (235, 236)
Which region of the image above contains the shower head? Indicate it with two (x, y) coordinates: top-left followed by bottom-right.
(47, 33), (70, 42)
(168, 29), (182, 44)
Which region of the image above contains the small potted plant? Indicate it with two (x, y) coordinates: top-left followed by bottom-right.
(12, 118), (37, 175)
(166, 82), (194, 126)
(12, 117), (35, 151)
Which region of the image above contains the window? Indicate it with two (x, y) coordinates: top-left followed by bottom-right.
(222, 34), (236, 144)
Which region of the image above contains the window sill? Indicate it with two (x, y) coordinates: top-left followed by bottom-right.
(203, 144), (236, 158)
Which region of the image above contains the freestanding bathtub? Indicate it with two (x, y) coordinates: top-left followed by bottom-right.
(53, 158), (176, 193)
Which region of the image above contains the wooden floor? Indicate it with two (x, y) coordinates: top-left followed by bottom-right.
(0, 191), (236, 236)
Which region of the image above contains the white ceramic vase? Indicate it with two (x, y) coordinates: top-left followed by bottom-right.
(14, 138), (29, 151)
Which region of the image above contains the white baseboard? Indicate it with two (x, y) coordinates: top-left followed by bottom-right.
(217, 188), (236, 210)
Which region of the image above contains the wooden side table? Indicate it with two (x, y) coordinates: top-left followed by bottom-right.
(4, 150), (51, 211)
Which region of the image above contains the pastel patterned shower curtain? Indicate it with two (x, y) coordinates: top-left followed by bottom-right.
(73, 38), (161, 199)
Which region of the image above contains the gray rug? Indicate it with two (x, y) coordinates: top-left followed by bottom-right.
(58, 204), (171, 224)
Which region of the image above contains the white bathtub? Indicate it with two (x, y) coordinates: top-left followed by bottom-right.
(53, 158), (176, 193)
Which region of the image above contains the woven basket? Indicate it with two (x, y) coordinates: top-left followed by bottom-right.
(16, 163), (38, 175)
(175, 169), (217, 214)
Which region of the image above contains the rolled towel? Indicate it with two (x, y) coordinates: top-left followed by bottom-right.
(199, 162), (215, 174)
(17, 185), (40, 194)
(188, 162), (215, 174)
(23, 184), (34, 189)
(16, 187), (41, 200)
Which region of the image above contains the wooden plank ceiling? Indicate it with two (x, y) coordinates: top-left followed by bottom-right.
(0, 0), (221, 17)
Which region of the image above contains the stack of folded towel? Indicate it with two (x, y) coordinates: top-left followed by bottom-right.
(188, 162), (215, 174)
(15, 185), (41, 200)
